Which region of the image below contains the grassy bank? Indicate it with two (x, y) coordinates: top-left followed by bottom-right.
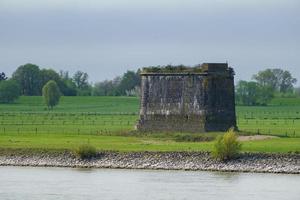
(0, 133), (299, 153)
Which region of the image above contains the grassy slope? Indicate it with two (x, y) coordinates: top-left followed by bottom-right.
(0, 96), (300, 153)
(0, 133), (299, 153)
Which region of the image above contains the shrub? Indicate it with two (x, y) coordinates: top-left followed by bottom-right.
(0, 80), (20, 103)
(74, 144), (97, 159)
(174, 134), (215, 142)
(42, 80), (61, 109)
(212, 129), (242, 161)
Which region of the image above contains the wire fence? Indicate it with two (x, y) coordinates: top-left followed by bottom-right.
(0, 111), (299, 137)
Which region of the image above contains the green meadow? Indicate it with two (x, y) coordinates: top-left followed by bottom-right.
(0, 96), (300, 153)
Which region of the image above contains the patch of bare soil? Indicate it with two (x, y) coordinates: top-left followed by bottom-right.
(238, 135), (279, 142)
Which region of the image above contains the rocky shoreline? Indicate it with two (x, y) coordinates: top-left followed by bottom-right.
(0, 151), (299, 174)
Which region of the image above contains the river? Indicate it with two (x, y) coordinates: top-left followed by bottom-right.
(0, 166), (299, 200)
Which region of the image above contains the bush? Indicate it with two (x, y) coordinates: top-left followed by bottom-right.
(74, 144), (97, 159)
(42, 80), (61, 109)
(174, 134), (215, 142)
(212, 129), (242, 161)
(0, 80), (20, 103)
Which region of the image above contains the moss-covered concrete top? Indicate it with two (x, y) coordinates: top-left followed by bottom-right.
(141, 63), (234, 75)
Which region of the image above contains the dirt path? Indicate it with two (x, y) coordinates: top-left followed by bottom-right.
(238, 135), (278, 142)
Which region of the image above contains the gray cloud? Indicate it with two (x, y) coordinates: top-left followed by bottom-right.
(0, 0), (299, 84)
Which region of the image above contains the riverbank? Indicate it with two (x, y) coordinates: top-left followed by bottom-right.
(0, 151), (299, 174)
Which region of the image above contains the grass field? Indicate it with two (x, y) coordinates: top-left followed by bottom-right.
(237, 106), (300, 137)
(0, 133), (299, 153)
(0, 96), (300, 153)
(0, 96), (139, 113)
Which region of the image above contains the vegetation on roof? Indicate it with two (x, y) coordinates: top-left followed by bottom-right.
(141, 65), (204, 73)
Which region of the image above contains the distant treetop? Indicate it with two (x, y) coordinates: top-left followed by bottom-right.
(0, 72), (8, 81)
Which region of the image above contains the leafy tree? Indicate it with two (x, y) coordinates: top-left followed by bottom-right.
(92, 80), (115, 96)
(92, 76), (122, 96)
(40, 68), (67, 95)
(72, 71), (91, 96)
(59, 70), (70, 80)
(77, 85), (92, 96)
(59, 70), (77, 96)
(42, 80), (61, 109)
(92, 81), (108, 96)
(0, 80), (20, 103)
(61, 79), (77, 96)
(253, 68), (297, 93)
(279, 70), (297, 93)
(252, 69), (277, 92)
(236, 81), (260, 106)
(12, 63), (41, 95)
(117, 70), (141, 95)
(235, 81), (274, 106)
(92, 70), (141, 96)
(40, 69), (61, 87)
(257, 85), (274, 105)
(0, 72), (7, 81)
(73, 71), (89, 90)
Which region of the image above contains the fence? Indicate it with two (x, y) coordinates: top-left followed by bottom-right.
(0, 111), (299, 137)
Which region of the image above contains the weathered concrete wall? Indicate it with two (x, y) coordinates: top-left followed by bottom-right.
(137, 63), (236, 132)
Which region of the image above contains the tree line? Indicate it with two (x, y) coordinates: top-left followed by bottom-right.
(235, 68), (298, 105)
(9, 63), (89, 96)
(0, 63), (299, 107)
(0, 63), (141, 103)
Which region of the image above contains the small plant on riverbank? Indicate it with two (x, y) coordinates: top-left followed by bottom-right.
(74, 144), (97, 159)
(212, 128), (242, 161)
(174, 134), (215, 142)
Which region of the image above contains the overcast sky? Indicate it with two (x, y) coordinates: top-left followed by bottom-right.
(1, 0), (299, 84)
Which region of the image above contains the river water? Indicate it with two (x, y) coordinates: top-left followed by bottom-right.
(0, 166), (299, 200)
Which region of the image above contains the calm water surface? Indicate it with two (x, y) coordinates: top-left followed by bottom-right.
(0, 166), (299, 200)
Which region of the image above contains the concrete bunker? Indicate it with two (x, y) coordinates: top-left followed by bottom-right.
(136, 63), (237, 132)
